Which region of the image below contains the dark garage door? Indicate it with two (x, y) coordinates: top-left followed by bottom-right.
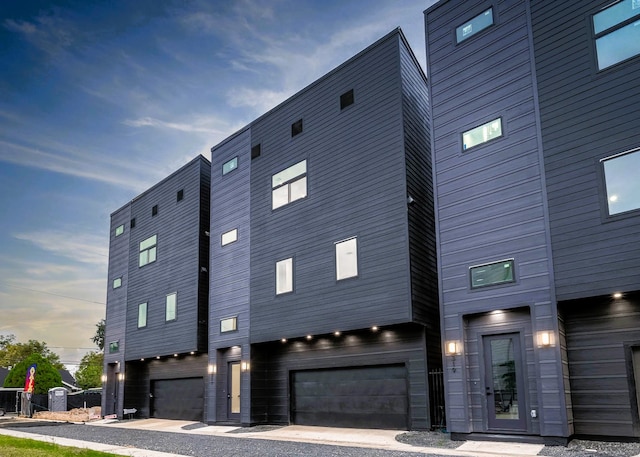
(291, 364), (408, 429)
(151, 377), (203, 421)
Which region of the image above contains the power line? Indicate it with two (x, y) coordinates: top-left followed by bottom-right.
(0, 282), (105, 305)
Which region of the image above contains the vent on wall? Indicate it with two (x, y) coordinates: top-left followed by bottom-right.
(291, 119), (303, 137)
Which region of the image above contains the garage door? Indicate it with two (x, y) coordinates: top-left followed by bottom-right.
(151, 377), (203, 421)
(291, 364), (408, 429)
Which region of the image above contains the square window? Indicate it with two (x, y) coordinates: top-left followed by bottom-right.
(138, 302), (147, 328)
(221, 228), (238, 246)
(593, 0), (640, 70)
(115, 224), (124, 237)
(108, 341), (119, 354)
(456, 8), (494, 43)
(470, 259), (515, 289)
(139, 235), (157, 267)
(222, 157), (238, 175)
(113, 277), (122, 289)
(166, 292), (177, 321)
(462, 118), (502, 151)
(340, 89), (354, 110)
(177, 189), (184, 202)
(152, 205), (158, 216)
(130, 218), (136, 229)
(272, 160), (307, 209)
(276, 258), (293, 295)
(336, 237), (358, 280)
(602, 148), (640, 215)
(220, 316), (238, 333)
(291, 119), (303, 137)
(251, 144), (261, 160)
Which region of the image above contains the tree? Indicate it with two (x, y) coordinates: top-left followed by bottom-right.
(0, 338), (63, 370)
(75, 351), (103, 390)
(92, 319), (105, 351)
(3, 353), (62, 394)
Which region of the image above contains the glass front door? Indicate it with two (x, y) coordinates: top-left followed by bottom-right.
(227, 362), (241, 420)
(484, 333), (526, 431)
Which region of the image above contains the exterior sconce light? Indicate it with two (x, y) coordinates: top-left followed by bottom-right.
(445, 340), (461, 373)
(281, 338), (287, 343)
(613, 292), (623, 299)
(241, 361), (250, 372)
(117, 373), (125, 382)
(101, 374), (107, 383)
(536, 331), (555, 348)
(207, 364), (216, 375)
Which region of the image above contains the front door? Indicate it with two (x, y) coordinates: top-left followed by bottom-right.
(227, 362), (241, 421)
(484, 333), (526, 431)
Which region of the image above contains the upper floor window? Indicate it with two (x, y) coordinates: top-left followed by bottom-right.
(221, 228), (238, 246)
(456, 7), (494, 43)
(177, 189), (184, 202)
(130, 218), (136, 229)
(223, 157), (238, 175)
(601, 148), (640, 215)
(108, 341), (119, 353)
(340, 89), (355, 110)
(152, 205), (158, 217)
(138, 302), (147, 328)
(336, 237), (358, 280)
(251, 144), (261, 160)
(276, 257), (293, 295)
(470, 259), (515, 289)
(113, 277), (122, 289)
(220, 316), (238, 333)
(272, 160), (307, 210)
(139, 235), (157, 267)
(115, 224), (124, 237)
(463, 118), (502, 151)
(291, 119), (303, 137)
(166, 292), (177, 321)
(593, 0), (640, 70)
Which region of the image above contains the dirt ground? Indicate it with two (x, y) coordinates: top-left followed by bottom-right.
(32, 406), (102, 422)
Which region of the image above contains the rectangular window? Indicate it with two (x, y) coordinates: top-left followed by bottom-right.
(602, 148), (640, 215)
(152, 205), (158, 216)
(108, 341), (119, 354)
(470, 259), (515, 289)
(276, 258), (293, 295)
(456, 7), (494, 43)
(291, 119), (303, 137)
(251, 144), (261, 160)
(165, 292), (177, 321)
(113, 277), (122, 289)
(115, 224), (124, 237)
(336, 237), (358, 280)
(139, 235), (157, 267)
(593, 0), (640, 70)
(130, 218), (136, 229)
(340, 89), (354, 110)
(272, 160), (307, 209)
(463, 118), (502, 151)
(138, 302), (147, 328)
(222, 157), (238, 175)
(177, 189), (184, 202)
(221, 228), (238, 246)
(220, 316), (238, 333)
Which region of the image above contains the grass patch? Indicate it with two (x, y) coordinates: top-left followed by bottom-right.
(0, 435), (119, 456)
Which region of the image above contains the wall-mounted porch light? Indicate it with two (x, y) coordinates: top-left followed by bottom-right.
(207, 364), (216, 375)
(118, 373), (125, 382)
(241, 361), (250, 372)
(445, 340), (461, 373)
(101, 374), (107, 383)
(536, 331), (555, 348)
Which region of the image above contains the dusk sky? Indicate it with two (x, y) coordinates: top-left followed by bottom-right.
(0, 0), (435, 371)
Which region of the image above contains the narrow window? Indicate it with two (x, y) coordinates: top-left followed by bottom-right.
(593, 0), (640, 70)
(115, 224), (124, 237)
(291, 119), (303, 137)
(177, 189), (184, 202)
(601, 148), (640, 215)
(221, 228), (238, 246)
(139, 235), (157, 267)
(456, 7), (494, 43)
(138, 302), (147, 328)
(462, 118), (502, 151)
(108, 341), (119, 354)
(152, 205), (158, 216)
(251, 144), (261, 160)
(222, 157), (238, 175)
(276, 258), (293, 295)
(166, 292), (177, 321)
(113, 277), (122, 289)
(272, 160), (307, 209)
(340, 89), (354, 110)
(220, 316), (238, 333)
(130, 218), (136, 229)
(336, 237), (358, 280)
(470, 259), (515, 289)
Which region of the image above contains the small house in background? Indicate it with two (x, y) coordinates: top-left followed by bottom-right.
(58, 369), (81, 392)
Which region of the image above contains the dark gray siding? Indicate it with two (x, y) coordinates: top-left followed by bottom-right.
(124, 156), (210, 360)
(249, 31), (412, 343)
(530, 1), (640, 301)
(197, 160), (211, 351)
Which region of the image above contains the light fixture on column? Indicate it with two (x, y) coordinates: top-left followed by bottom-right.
(241, 361), (250, 372)
(536, 331), (555, 347)
(445, 340), (461, 372)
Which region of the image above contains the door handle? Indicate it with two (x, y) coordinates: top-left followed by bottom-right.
(486, 386), (492, 395)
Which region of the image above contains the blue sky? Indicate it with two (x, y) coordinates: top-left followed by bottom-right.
(0, 0), (435, 370)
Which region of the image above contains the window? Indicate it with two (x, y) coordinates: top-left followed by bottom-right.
(222, 157), (238, 175)
(108, 341), (119, 354)
(152, 205), (158, 216)
(177, 189), (184, 202)
(115, 224), (124, 237)
(463, 118), (502, 151)
(593, 0), (640, 70)
(336, 237), (358, 280)
(221, 228), (238, 246)
(272, 160), (307, 209)
(276, 258), (293, 295)
(602, 148), (640, 215)
(113, 277), (122, 289)
(456, 7), (494, 43)
(166, 292), (177, 321)
(340, 89), (354, 110)
(220, 316), (238, 333)
(139, 235), (157, 267)
(291, 119), (303, 137)
(251, 144), (261, 160)
(130, 218), (136, 229)
(470, 259), (515, 289)
(138, 302), (147, 328)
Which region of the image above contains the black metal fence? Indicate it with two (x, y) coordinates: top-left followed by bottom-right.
(429, 369), (446, 430)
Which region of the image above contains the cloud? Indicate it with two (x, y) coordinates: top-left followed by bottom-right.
(12, 231), (108, 267)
